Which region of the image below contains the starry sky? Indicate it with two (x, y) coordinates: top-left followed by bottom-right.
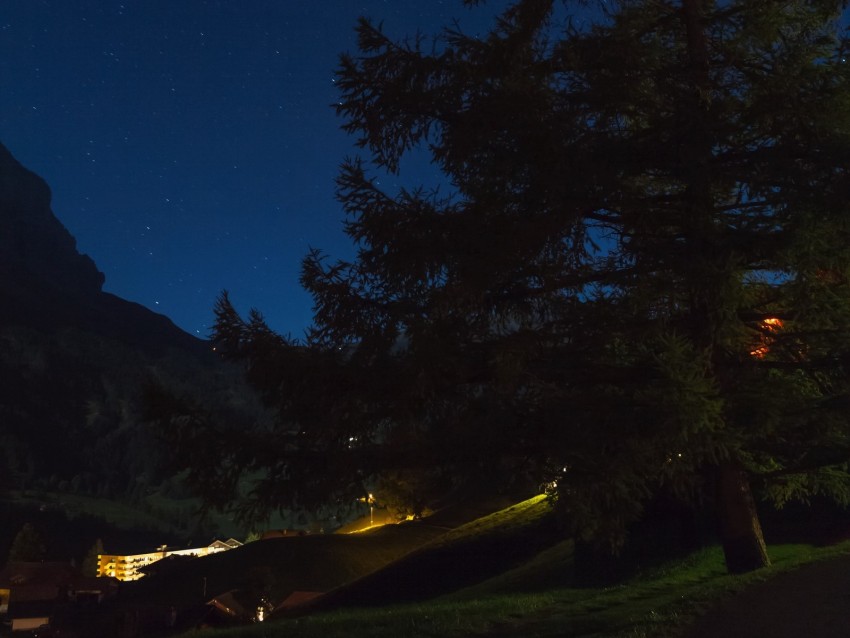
(0, 1), (513, 339)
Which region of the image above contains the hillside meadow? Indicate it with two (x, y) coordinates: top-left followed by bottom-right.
(119, 495), (850, 637)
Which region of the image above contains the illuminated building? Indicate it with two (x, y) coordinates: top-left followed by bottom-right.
(96, 538), (242, 581)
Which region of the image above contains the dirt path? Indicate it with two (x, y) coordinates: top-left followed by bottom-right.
(683, 554), (850, 637)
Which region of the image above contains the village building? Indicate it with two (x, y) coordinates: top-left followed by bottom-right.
(97, 538), (242, 581)
(0, 561), (118, 632)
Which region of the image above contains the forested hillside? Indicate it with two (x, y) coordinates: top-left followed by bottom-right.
(0, 141), (257, 508)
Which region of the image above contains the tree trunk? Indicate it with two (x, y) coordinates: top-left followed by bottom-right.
(716, 463), (770, 573)
(679, 0), (769, 576)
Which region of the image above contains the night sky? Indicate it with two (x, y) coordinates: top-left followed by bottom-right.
(1, 1), (512, 339)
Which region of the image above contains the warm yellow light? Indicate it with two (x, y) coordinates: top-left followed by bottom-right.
(750, 317), (783, 358)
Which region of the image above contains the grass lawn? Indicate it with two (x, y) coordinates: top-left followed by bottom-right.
(196, 540), (850, 638)
(175, 492), (850, 638)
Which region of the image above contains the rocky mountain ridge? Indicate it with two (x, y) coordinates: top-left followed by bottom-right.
(0, 142), (204, 354)
(0, 141), (250, 510)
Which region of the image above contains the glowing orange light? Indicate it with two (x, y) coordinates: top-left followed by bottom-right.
(750, 317), (783, 358)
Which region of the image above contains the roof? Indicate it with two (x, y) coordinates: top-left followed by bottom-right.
(207, 590), (252, 620)
(7, 598), (55, 619)
(0, 563), (118, 603)
(0, 562), (75, 588)
(208, 538), (243, 550)
(71, 576), (119, 594)
(274, 590), (324, 611)
(260, 528), (308, 539)
(0, 562), (75, 602)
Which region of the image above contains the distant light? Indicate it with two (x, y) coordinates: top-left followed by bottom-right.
(750, 317), (783, 358)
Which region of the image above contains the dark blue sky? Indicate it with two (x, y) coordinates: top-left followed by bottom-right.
(0, 1), (511, 339)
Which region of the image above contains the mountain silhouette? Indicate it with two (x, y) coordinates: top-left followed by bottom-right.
(0, 141), (206, 354)
(0, 142), (247, 507)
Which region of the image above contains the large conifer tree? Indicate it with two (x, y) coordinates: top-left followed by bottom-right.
(208, 0), (850, 573)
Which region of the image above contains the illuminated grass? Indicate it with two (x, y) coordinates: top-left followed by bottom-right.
(73, 491), (847, 637)
(429, 494), (551, 545)
(296, 495), (560, 611)
(120, 519), (448, 606)
(197, 539), (850, 638)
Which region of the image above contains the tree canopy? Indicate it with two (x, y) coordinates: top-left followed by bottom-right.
(161, 0), (850, 573)
(7, 522), (47, 564)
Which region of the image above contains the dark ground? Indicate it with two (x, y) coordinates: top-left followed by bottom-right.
(684, 554), (850, 638)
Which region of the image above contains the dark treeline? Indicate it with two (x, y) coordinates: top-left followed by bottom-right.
(144, 0), (850, 577)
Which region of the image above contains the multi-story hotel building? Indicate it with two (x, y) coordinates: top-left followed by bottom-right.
(97, 539), (242, 581)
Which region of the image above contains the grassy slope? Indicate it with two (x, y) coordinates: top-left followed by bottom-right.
(121, 520), (446, 606)
(190, 497), (850, 638)
(202, 543), (850, 638)
(295, 495), (560, 611)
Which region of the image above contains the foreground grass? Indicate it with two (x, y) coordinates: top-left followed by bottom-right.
(199, 540), (850, 638)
